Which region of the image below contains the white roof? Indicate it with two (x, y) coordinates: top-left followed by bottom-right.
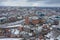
(56, 35), (60, 40)
(32, 16), (39, 20)
(0, 17), (6, 20)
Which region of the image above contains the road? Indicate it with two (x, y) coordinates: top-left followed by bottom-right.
(0, 38), (24, 40)
(0, 19), (25, 28)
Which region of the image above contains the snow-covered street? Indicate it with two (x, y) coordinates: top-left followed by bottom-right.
(0, 38), (24, 40)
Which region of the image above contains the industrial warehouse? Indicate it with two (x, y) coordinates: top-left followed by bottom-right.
(0, 7), (60, 40)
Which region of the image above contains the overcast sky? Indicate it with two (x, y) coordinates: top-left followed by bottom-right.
(0, 0), (60, 7)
